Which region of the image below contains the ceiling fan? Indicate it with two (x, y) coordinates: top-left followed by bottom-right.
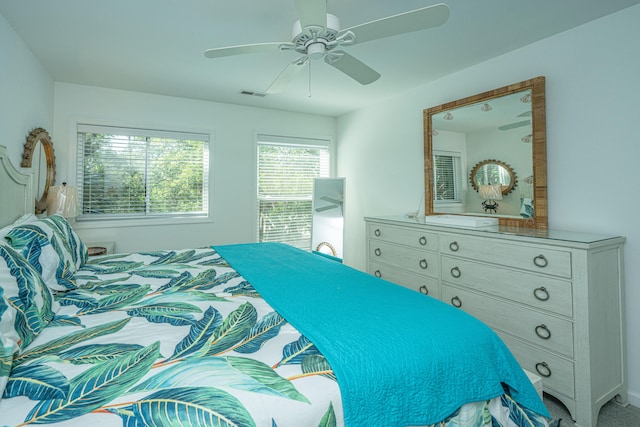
(204, 1), (449, 94)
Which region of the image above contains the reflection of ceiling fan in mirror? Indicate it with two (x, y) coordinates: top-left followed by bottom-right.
(498, 120), (530, 131)
(315, 195), (343, 214)
(498, 97), (532, 131)
(204, 1), (449, 94)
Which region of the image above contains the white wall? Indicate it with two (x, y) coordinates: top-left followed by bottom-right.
(53, 83), (336, 252)
(0, 13), (53, 167)
(337, 5), (640, 406)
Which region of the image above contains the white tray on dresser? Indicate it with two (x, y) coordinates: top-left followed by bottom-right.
(365, 215), (627, 427)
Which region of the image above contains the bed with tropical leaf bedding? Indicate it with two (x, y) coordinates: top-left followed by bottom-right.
(0, 214), (552, 427)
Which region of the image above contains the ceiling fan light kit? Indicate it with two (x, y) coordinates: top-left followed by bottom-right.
(204, 1), (450, 94)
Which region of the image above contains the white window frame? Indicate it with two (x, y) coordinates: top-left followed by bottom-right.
(255, 133), (333, 251)
(74, 123), (213, 229)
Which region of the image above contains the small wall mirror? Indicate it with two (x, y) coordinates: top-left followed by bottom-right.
(21, 128), (55, 214)
(423, 77), (547, 229)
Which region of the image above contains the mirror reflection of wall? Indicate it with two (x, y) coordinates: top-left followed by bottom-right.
(311, 178), (345, 260)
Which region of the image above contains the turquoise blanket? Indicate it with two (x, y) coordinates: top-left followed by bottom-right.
(214, 243), (549, 426)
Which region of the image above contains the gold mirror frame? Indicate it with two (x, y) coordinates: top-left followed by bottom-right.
(469, 159), (517, 195)
(423, 77), (547, 229)
(21, 128), (56, 214)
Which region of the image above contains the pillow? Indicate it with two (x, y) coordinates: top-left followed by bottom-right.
(4, 215), (80, 291)
(0, 213), (37, 240)
(0, 241), (57, 351)
(0, 286), (21, 399)
(40, 215), (89, 268)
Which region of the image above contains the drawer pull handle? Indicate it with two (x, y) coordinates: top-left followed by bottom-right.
(533, 254), (548, 268)
(533, 287), (550, 301)
(535, 324), (552, 340)
(419, 259), (428, 269)
(374, 248), (382, 257)
(374, 228), (381, 237)
(450, 266), (461, 278)
(535, 362), (552, 378)
(418, 236), (428, 246)
(451, 296), (462, 308)
(419, 285), (429, 295)
(449, 241), (459, 252)
(374, 270), (382, 278)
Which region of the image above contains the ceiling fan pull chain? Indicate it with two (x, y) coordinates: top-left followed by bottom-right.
(308, 59), (312, 98)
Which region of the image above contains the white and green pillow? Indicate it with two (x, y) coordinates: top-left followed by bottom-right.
(0, 213), (36, 240)
(0, 241), (58, 398)
(4, 215), (87, 291)
(0, 242), (57, 347)
(0, 285), (20, 400)
(43, 215), (89, 268)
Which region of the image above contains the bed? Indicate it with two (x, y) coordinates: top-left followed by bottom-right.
(0, 144), (551, 427)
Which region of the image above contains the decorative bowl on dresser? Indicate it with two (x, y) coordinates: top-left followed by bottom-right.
(365, 215), (627, 427)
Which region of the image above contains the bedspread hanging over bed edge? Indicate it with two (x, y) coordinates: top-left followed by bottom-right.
(213, 243), (549, 427)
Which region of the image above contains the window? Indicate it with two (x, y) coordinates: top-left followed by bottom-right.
(257, 134), (330, 250)
(77, 124), (209, 221)
(433, 151), (463, 203)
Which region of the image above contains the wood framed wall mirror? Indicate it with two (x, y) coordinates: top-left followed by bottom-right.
(21, 128), (56, 215)
(423, 77), (547, 229)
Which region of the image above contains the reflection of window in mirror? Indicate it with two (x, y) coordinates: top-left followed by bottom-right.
(433, 150), (465, 212)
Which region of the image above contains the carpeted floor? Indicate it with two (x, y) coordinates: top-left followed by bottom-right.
(544, 394), (640, 426)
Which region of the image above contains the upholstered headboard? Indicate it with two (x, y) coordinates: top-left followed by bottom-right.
(0, 145), (33, 227)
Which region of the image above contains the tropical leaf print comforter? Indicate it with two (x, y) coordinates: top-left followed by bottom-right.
(0, 248), (549, 427)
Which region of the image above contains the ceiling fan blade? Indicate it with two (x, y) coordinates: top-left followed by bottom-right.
(266, 57), (308, 94)
(204, 42), (291, 59)
(320, 196), (342, 204)
(344, 3), (449, 45)
(294, 0), (327, 29)
(498, 120), (531, 131)
(315, 204), (337, 212)
(325, 51), (380, 85)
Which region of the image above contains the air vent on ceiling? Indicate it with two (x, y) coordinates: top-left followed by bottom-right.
(239, 90), (267, 97)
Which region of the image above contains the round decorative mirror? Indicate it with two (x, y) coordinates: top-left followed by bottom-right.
(21, 128), (55, 214)
(469, 159), (517, 195)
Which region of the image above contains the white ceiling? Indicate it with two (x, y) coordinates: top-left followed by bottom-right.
(2, 0), (639, 117)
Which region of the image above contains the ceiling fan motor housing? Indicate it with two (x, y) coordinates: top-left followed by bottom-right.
(292, 13), (341, 55)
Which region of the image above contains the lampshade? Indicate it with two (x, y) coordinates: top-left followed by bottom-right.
(478, 184), (503, 200)
(47, 182), (80, 218)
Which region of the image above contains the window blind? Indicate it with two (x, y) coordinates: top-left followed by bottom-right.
(77, 124), (209, 220)
(257, 134), (330, 250)
(434, 152), (462, 202)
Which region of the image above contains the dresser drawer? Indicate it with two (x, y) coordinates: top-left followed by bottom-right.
(368, 223), (439, 251)
(441, 256), (573, 317)
(369, 241), (439, 278)
(441, 285), (574, 357)
(498, 332), (575, 399)
(368, 261), (440, 298)
(439, 234), (572, 278)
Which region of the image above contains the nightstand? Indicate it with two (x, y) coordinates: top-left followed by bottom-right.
(86, 241), (116, 256)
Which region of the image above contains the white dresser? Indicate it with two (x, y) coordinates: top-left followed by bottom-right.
(365, 216), (627, 427)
